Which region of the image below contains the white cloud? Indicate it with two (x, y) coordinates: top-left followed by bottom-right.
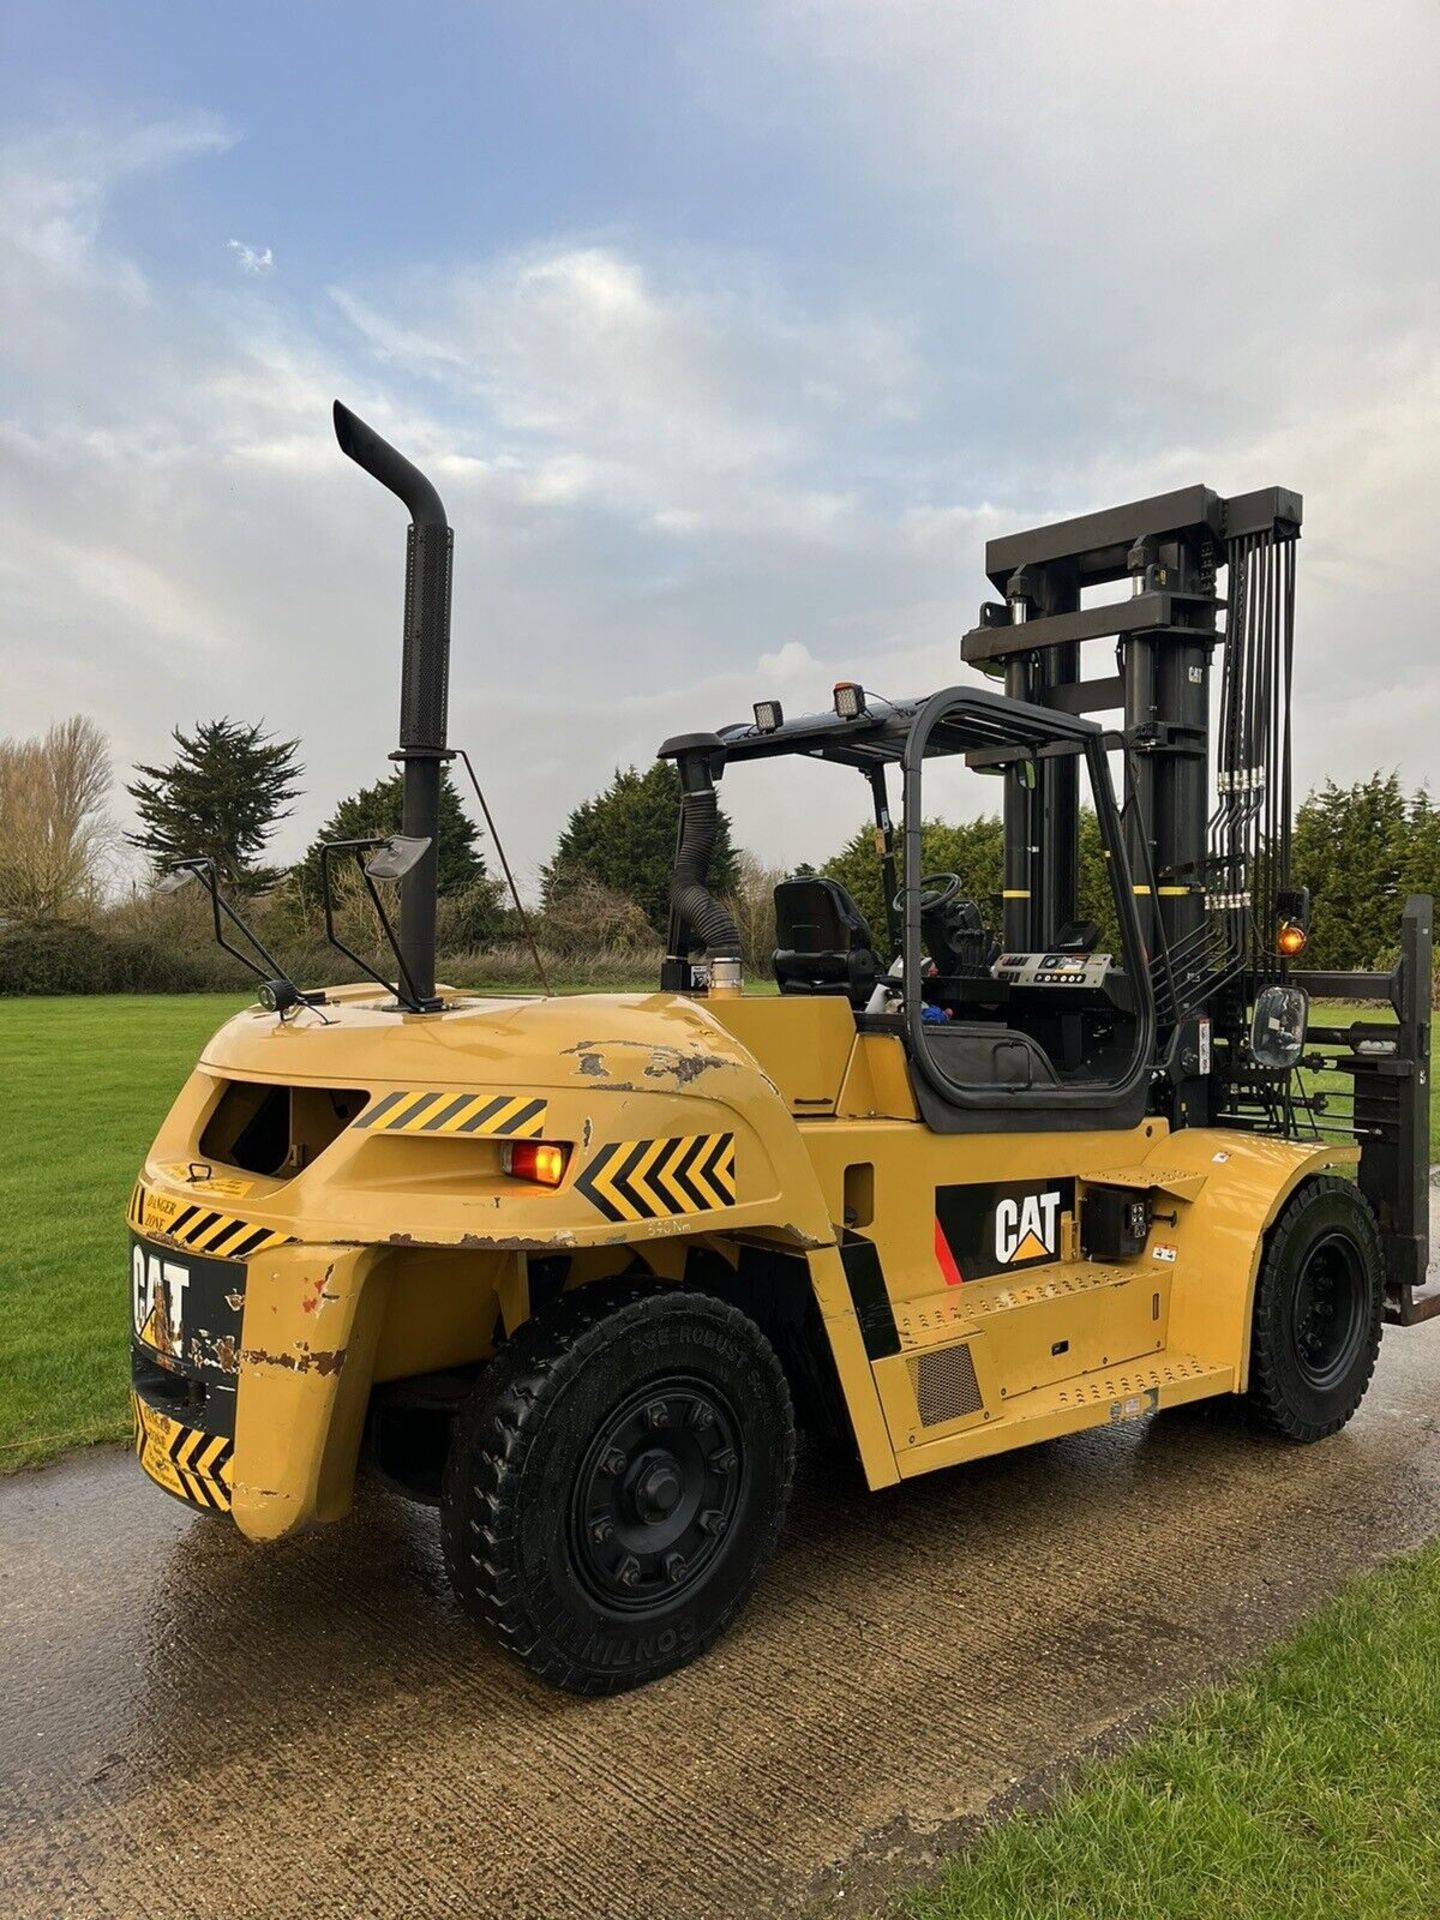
(3, 30), (1439, 909)
(227, 239), (273, 274)
(332, 242), (917, 533)
(0, 114), (232, 295)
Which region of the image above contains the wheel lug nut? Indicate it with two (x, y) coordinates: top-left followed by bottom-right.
(602, 1448), (626, 1476)
(709, 1446), (737, 1475)
(690, 1404), (714, 1431)
(699, 1508), (728, 1537)
(590, 1517), (613, 1544)
(664, 1552), (687, 1585)
(617, 1554), (641, 1588)
(643, 1400), (670, 1430)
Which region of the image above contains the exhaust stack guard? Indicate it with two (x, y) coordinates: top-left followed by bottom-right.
(333, 400), (454, 1011)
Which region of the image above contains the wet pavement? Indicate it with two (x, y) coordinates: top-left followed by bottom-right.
(5, 1334), (1440, 1919)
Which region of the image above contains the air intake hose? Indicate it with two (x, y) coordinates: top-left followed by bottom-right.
(671, 786), (741, 958)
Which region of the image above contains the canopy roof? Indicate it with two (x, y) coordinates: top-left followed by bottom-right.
(658, 684), (1102, 774)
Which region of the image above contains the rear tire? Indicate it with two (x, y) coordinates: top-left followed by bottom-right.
(441, 1278), (795, 1694)
(1246, 1176), (1383, 1442)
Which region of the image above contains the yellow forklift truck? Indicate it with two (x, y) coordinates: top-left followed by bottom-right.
(128, 407), (1434, 1691)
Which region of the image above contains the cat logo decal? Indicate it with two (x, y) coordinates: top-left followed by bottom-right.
(994, 1190), (1062, 1266)
(934, 1178), (1074, 1285)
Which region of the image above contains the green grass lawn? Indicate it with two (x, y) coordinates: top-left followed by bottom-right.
(0, 994), (250, 1466)
(0, 992), (1430, 1470)
(899, 1539), (1440, 1920)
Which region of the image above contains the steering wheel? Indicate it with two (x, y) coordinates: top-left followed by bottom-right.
(893, 871), (963, 916)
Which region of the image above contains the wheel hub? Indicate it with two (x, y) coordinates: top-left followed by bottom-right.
(1292, 1230), (1366, 1389)
(629, 1453), (683, 1523)
(571, 1378), (743, 1612)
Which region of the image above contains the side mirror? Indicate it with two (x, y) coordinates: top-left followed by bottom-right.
(364, 835), (431, 882)
(1250, 983), (1309, 1070)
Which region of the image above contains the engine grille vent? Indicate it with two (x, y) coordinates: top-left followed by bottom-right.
(910, 1342), (984, 1428)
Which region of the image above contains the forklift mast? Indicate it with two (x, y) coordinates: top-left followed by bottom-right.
(962, 484), (1296, 985)
(962, 487), (1433, 1322)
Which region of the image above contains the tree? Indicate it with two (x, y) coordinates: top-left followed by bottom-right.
(542, 762), (738, 937)
(1397, 787), (1440, 927)
(296, 767), (489, 900)
(0, 716), (113, 925)
(728, 851), (787, 975)
(821, 807), (1118, 949)
(1292, 773), (1409, 969)
(822, 813), (1005, 937)
(127, 719), (302, 891)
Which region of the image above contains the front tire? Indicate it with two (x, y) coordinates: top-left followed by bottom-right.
(441, 1278), (795, 1694)
(1246, 1176), (1383, 1442)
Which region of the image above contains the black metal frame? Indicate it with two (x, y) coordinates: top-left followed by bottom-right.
(318, 838), (429, 1014)
(664, 685), (1156, 1123)
(164, 858), (317, 1005)
(899, 688), (1155, 1120)
(1288, 897), (1434, 1322)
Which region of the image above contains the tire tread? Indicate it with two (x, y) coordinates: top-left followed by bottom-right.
(440, 1277), (794, 1693)
(1246, 1174), (1383, 1443)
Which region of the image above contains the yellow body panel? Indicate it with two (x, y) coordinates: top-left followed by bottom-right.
(128, 985), (1356, 1539)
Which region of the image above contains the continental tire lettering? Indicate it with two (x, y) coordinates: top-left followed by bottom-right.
(577, 1622), (692, 1668)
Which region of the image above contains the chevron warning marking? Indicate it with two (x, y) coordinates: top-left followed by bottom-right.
(129, 1183), (293, 1261)
(132, 1392), (234, 1513)
(355, 1089), (548, 1138)
(575, 1132), (737, 1224)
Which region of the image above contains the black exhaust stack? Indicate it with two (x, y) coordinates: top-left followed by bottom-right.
(333, 400), (453, 1010)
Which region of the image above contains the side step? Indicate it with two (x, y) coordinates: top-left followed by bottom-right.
(893, 1349), (1234, 1476)
(873, 1256), (1233, 1467)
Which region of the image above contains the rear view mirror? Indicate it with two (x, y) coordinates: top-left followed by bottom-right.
(1250, 983), (1309, 1070)
(363, 835), (431, 882)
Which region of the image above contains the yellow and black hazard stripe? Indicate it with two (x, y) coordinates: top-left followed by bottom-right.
(575, 1133), (736, 1225)
(354, 1089), (549, 1138)
(132, 1392), (234, 1513)
(128, 1181), (293, 1261)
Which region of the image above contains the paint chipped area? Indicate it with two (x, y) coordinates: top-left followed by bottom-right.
(240, 1344), (347, 1377)
(300, 1267), (340, 1315)
(562, 1037), (740, 1089)
(184, 1331), (240, 1376)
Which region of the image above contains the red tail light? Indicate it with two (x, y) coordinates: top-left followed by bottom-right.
(504, 1141), (569, 1188)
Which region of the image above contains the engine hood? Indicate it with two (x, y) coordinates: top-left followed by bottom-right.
(199, 987), (766, 1099)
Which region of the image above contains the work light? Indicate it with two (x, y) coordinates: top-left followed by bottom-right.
(833, 681), (867, 720)
(753, 700), (783, 734)
(257, 978), (302, 1015)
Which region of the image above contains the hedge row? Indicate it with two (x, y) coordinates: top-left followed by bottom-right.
(0, 923), (258, 995)
(0, 924), (663, 996)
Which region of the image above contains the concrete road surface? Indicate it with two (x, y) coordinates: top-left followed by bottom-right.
(5, 1333), (1440, 1919)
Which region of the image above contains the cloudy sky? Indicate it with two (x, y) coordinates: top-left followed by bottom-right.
(2, 1), (1437, 893)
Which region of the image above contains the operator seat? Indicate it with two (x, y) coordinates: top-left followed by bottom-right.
(772, 876), (884, 1009)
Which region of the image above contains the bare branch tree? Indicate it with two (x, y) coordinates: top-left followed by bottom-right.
(0, 716), (113, 925)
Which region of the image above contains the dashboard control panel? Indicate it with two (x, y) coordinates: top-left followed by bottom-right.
(992, 951), (1114, 987)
